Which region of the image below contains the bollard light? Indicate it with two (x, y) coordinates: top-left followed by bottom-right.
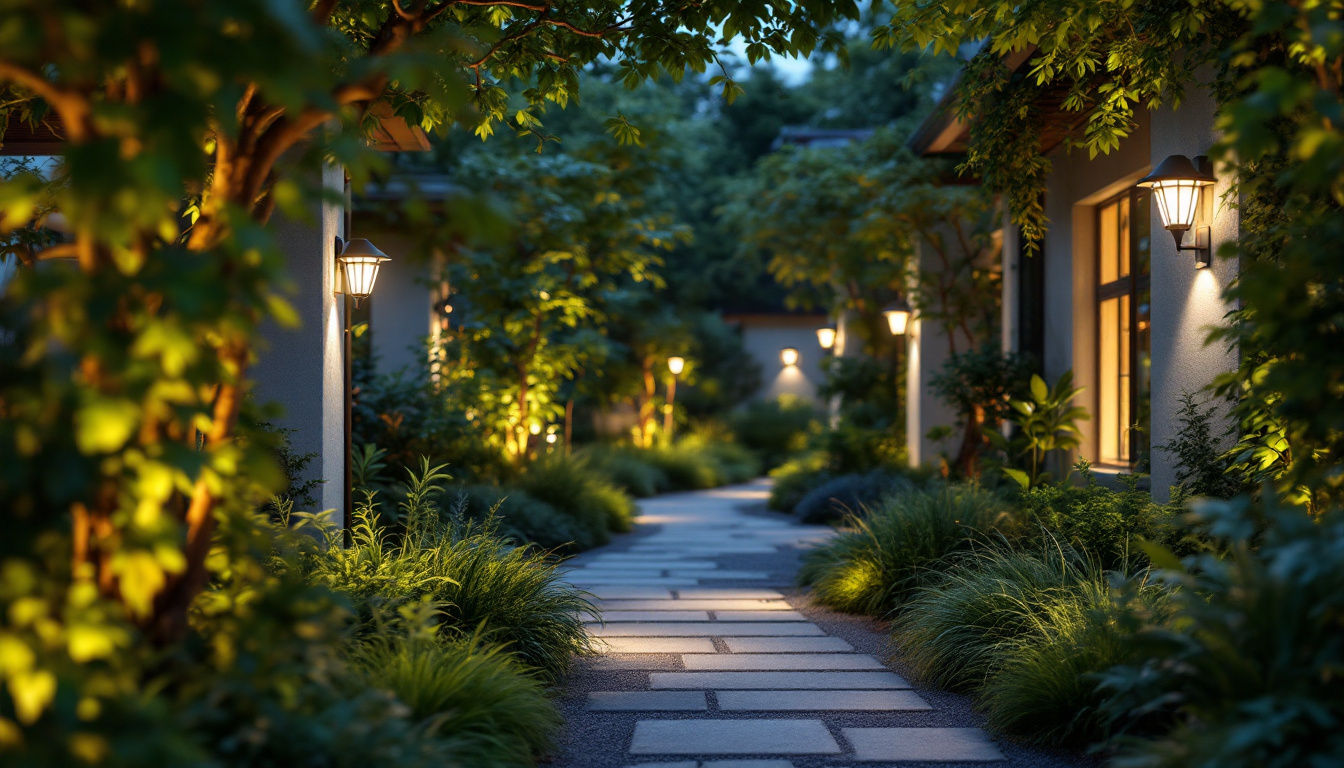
(780, 347), (800, 367)
(816, 325), (837, 350)
(336, 238), (390, 308)
(883, 297), (911, 336)
(1136, 155), (1216, 268)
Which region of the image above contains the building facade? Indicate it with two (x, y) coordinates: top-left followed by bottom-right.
(912, 72), (1238, 499)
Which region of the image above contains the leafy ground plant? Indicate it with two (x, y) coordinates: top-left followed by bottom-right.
(799, 484), (1016, 615)
(517, 453), (636, 547)
(1096, 498), (1344, 768)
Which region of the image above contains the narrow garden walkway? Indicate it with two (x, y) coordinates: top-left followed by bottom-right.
(553, 480), (1093, 768)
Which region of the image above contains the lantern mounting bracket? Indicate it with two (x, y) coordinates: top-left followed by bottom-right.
(1172, 225), (1212, 269)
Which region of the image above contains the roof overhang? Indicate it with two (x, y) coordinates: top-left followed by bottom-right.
(909, 46), (1082, 159)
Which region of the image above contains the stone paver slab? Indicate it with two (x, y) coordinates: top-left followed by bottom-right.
(586, 691), (706, 711)
(717, 690), (932, 711)
(602, 611), (711, 622)
(681, 653), (885, 670)
(650, 671), (910, 689)
(588, 623), (824, 637)
(629, 719), (840, 755)
(572, 578), (700, 586)
(677, 589), (784, 600)
(598, 600), (793, 612)
(595, 637), (716, 653)
(583, 560), (717, 569)
(843, 727), (1006, 762)
(668, 570), (770, 579)
(583, 587), (673, 600)
(723, 637), (854, 653)
(713, 611), (807, 622)
(622, 762), (796, 768)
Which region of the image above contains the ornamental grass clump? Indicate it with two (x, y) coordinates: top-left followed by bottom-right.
(346, 631), (561, 768)
(892, 544), (1171, 746)
(982, 574), (1170, 746)
(891, 546), (1095, 692)
(299, 461), (597, 682)
(798, 484), (1016, 615)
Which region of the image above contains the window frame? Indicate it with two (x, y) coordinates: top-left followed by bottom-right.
(1095, 188), (1151, 468)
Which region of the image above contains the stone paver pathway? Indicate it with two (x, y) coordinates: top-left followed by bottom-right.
(555, 480), (1011, 767)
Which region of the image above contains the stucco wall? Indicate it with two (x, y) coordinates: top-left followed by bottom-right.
(733, 316), (827, 403)
(359, 227), (433, 376)
(250, 163), (346, 520)
(1037, 110), (1152, 472)
(1147, 87), (1239, 499)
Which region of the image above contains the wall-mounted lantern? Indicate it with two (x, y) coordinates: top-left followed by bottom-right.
(335, 238), (390, 308)
(1136, 155), (1216, 268)
(780, 347), (800, 367)
(816, 325), (837, 350)
(883, 297), (911, 336)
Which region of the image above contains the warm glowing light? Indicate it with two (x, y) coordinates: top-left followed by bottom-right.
(529, 422), (542, 435)
(780, 347), (800, 367)
(1137, 155), (1216, 268)
(337, 239), (390, 309)
(668, 356), (685, 375)
(816, 326), (836, 349)
(883, 298), (912, 336)
(1138, 156), (1214, 231)
(546, 433), (557, 444)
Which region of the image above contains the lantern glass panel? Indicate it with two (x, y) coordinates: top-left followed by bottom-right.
(885, 308), (910, 335)
(816, 327), (836, 349)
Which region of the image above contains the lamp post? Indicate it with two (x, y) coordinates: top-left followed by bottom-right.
(665, 356), (684, 443)
(1136, 154), (1216, 268)
(816, 324), (837, 351)
(883, 297), (912, 336)
(335, 237), (389, 533)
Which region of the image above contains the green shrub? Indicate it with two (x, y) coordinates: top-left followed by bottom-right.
(1095, 499), (1344, 768)
(447, 484), (585, 551)
(1018, 466), (1165, 570)
(768, 451), (832, 512)
(643, 443), (722, 490)
(799, 484), (1016, 615)
(347, 633), (561, 768)
(731, 396), (819, 469)
(793, 470), (915, 524)
(516, 453), (637, 545)
(578, 445), (667, 497)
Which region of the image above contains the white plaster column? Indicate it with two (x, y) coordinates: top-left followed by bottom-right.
(1147, 85), (1240, 500)
(250, 162), (347, 521)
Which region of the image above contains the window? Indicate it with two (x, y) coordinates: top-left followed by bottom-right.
(1096, 190), (1151, 467)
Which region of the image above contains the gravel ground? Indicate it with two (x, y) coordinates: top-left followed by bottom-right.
(547, 492), (1102, 768)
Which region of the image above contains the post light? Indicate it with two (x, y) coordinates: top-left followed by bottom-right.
(883, 297), (912, 336)
(336, 238), (391, 308)
(1136, 155), (1216, 268)
(664, 356), (684, 443)
(816, 325), (837, 350)
(780, 347), (800, 367)
(334, 235), (392, 539)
